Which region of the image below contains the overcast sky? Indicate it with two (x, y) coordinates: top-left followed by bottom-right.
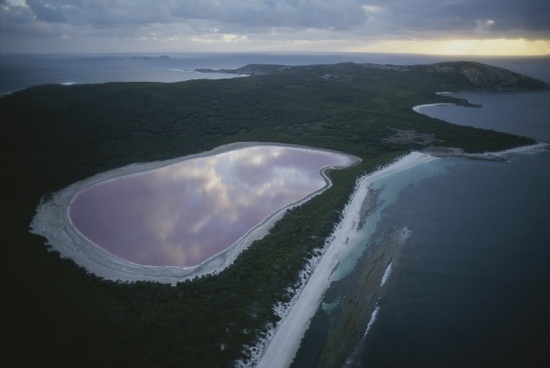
(1, 0), (549, 55)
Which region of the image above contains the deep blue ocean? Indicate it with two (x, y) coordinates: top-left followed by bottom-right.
(2, 53), (549, 367)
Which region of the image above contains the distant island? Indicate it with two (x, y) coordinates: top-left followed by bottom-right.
(196, 61), (548, 90)
(128, 54), (171, 60)
(3, 61), (547, 367)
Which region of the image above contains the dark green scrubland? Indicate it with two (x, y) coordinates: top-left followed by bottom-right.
(2, 61), (544, 367)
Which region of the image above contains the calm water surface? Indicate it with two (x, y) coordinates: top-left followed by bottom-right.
(417, 91), (550, 142)
(69, 145), (350, 267)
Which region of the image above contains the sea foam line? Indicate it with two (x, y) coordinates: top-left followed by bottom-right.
(380, 262), (393, 287)
(363, 306), (381, 338)
(466, 142), (549, 160)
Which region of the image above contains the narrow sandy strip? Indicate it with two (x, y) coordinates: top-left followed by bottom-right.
(465, 142), (549, 159)
(29, 142), (358, 284)
(412, 102), (455, 113)
(252, 152), (439, 368)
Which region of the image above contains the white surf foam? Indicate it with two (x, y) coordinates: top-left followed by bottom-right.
(363, 306), (381, 338)
(380, 263), (393, 287)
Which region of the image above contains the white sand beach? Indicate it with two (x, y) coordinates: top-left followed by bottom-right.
(29, 142), (358, 284)
(249, 152), (439, 368)
(412, 102), (455, 113)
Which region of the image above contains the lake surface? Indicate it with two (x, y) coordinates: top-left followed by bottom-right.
(68, 145), (350, 267)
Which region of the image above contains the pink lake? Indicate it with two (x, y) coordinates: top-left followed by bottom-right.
(68, 145), (352, 267)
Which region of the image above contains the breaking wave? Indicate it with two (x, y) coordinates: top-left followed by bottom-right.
(363, 305), (380, 338)
(380, 262), (392, 287)
(398, 225), (412, 244)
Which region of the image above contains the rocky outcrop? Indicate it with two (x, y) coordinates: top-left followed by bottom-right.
(423, 61), (549, 90)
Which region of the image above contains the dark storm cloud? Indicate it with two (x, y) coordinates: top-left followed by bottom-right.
(22, 0), (368, 30)
(1, 0), (549, 53)
(25, 0), (171, 26)
(5, 0), (550, 35)
(365, 0), (550, 37)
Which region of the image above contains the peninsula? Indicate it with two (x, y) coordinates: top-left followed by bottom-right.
(3, 61), (547, 367)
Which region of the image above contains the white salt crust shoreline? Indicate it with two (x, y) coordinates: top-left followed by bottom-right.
(244, 151), (439, 368)
(29, 142), (358, 284)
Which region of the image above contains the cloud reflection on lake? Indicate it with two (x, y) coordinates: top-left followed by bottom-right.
(68, 145), (351, 267)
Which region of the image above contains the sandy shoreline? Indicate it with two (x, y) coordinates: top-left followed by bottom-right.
(412, 102), (455, 113)
(29, 142), (358, 284)
(247, 151), (439, 368)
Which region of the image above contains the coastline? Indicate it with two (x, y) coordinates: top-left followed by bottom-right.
(29, 142), (358, 284)
(413, 99), (549, 159)
(412, 102), (455, 113)
(465, 141), (549, 159)
(248, 152), (439, 368)
(248, 141), (548, 368)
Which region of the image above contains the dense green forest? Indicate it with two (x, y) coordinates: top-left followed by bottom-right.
(2, 61), (544, 367)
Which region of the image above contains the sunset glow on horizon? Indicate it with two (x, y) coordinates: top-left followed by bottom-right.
(361, 38), (550, 57)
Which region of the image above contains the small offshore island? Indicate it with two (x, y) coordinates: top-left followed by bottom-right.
(3, 60), (548, 367)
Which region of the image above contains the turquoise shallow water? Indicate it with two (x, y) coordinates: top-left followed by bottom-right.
(329, 158), (451, 284)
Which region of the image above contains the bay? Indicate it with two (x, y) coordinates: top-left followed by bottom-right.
(416, 90), (550, 142)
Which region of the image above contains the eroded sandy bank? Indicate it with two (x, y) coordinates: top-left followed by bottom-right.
(29, 142), (358, 284)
